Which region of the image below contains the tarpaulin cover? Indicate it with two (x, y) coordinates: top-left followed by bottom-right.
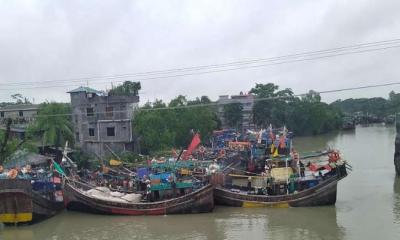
(150, 183), (172, 191)
(137, 168), (149, 179)
(109, 159), (122, 166)
(271, 167), (293, 182)
(150, 173), (172, 183)
(32, 181), (55, 191)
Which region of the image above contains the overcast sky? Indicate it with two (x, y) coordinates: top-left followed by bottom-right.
(1, 0), (400, 105)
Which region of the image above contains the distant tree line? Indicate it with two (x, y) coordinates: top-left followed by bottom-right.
(331, 91), (400, 116)
(248, 83), (342, 135)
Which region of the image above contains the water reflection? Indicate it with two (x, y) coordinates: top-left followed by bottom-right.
(214, 206), (345, 240)
(0, 211), (224, 240)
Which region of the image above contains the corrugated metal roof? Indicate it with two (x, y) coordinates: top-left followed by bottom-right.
(0, 104), (40, 111)
(67, 86), (101, 94)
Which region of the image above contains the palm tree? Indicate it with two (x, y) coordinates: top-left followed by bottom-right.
(28, 103), (73, 149)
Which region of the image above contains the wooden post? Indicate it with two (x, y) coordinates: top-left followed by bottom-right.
(394, 113), (400, 175)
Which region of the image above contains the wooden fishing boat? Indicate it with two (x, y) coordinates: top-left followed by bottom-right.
(214, 163), (348, 208)
(0, 179), (64, 225)
(64, 180), (214, 215)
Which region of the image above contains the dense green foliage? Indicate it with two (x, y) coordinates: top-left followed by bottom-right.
(0, 129), (37, 165)
(0, 93), (32, 107)
(331, 97), (388, 116)
(223, 103), (243, 129)
(250, 84), (342, 135)
(250, 83), (295, 127)
(108, 81), (141, 96)
(330, 90), (400, 117)
(27, 102), (73, 148)
(69, 150), (93, 169)
(134, 96), (218, 154)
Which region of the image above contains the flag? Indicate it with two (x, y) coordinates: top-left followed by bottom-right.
(268, 124), (275, 141)
(172, 148), (178, 158)
(183, 133), (201, 160)
(273, 148), (279, 157)
(271, 143), (275, 154)
(279, 135), (286, 148)
(52, 160), (66, 176)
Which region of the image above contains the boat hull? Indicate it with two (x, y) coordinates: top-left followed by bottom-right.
(214, 164), (348, 208)
(215, 179), (337, 208)
(0, 179), (64, 225)
(64, 182), (214, 215)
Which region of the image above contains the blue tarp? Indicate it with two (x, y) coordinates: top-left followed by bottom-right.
(150, 173), (172, 183)
(32, 181), (55, 191)
(137, 168), (149, 179)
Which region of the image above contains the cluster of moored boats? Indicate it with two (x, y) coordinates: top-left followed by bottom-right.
(0, 126), (351, 225)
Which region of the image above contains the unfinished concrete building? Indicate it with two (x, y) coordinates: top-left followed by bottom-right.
(68, 86), (139, 158)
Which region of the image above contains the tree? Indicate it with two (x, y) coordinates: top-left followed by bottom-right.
(330, 97), (388, 116)
(223, 102), (243, 129)
(302, 90), (321, 103)
(0, 119), (13, 165)
(0, 119), (37, 165)
(169, 95), (187, 107)
(109, 81), (141, 96)
(188, 96), (212, 105)
(250, 83), (294, 127)
(250, 83), (342, 135)
(27, 102), (73, 148)
(11, 93), (31, 104)
(134, 96), (218, 154)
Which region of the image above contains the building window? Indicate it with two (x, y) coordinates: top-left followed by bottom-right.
(0, 112), (4, 118)
(19, 111), (23, 117)
(107, 127), (115, 137)
(76, 132), (80, 142)
(89, 128), (95, 137)
(106, 106), (113, 117)
(87, 108), (94, 117)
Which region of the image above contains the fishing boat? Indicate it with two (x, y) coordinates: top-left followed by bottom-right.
(62, 132), (214, 215)
(210, 126), (351, 208)
(0, 179), (64, 224)
(214, 163), (348, 207)
(63, 180), (214, 215)
(0, 152), (64, 225)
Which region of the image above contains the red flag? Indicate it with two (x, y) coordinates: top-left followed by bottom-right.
(183, 133), (201, 160)
(172, 148), (178, 158)
(279, 135), (286, 148)
(269, 125), (275, 141)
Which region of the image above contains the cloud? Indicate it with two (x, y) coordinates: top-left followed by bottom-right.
(0, 0), (400, 104)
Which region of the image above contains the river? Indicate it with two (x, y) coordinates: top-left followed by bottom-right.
(1, 124), (400, 240)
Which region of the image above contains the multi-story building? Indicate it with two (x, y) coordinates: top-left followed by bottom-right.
(217, 92), (255, 131)
(68, 86), (139, 158)
(0, 104), (39, 139)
